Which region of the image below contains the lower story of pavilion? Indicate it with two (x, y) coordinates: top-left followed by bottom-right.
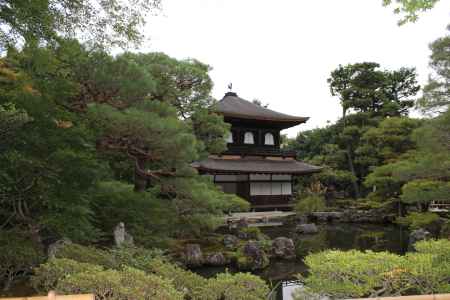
(193, 156), (322, 210)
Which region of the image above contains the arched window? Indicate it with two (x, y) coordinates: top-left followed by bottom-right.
(244, 132), (254, 144)
(225, 132), (233, 143)
(264, 133), (275, 145)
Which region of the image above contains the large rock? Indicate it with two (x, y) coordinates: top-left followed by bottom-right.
(223, 234), (239, 250)
(296, 223), (319, 234)
(272, 237), (296, 259)
(113, 222), (134, 247)
(205, 252), (227, 266)
(408, 228), (431, 251)
(238, 241), (269, 270)
(184, 243), (204, 267)
(47, 238), (72, 259)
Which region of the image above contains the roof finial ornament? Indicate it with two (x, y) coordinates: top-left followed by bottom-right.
(227, 83), (233, 92)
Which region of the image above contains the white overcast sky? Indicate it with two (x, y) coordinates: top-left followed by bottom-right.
(142, 0), (450, 137)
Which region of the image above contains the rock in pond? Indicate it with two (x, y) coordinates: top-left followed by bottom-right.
(184, 243), (204, 267)
(408, 228), (431, 251)
(272, 237), (295, 259)
(296, 223), (319, 234)
(223, 234), (239, 250)
(205, 252), (227, 266)
(238, 241), (269, 271)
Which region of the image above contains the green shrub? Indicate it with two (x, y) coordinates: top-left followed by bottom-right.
(32, 258), (104, 292)
(57, 266), (183, 300)
(299, 249), (404, 298)
(355, 199), (385, 210)
(53, 243), (116, 269)
(108, 246), (164, 271)
(32, 242), (271, 300)
(296, 240), (450, 299)
(396, 212), (440, 231)
(146, 257), (208, 299)
(295, 195), (326, 215)
(205, 272), (270, 300)
(0, 230), (44, 291)
(238, 227), (265, 240)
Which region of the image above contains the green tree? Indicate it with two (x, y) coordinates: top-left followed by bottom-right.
(419, 26), (450, 113)
(382, 0), (440, 25)
(295, 239), (450, 299)
(0, 0), (161, 50)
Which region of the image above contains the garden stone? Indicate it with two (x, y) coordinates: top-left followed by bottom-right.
(184, 243), (204, 267)
(408, 228), (431, 251)
(272, 237), (295, 259)
(296, 223), (319, 234)
(205, 252), (227, 266)
(114, 222), (134, 247)
(223, 234), (239, 250)
(47, 238), (72, 259)
(239, 241), (269, 270)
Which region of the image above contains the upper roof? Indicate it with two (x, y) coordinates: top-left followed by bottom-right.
(214, 92), (308, 128)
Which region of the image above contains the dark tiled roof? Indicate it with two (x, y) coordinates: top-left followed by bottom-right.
(214, 92), (308, 124)
(192, 157), (322, 174)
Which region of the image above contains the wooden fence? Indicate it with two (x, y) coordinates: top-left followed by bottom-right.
(0, 291), (94, 300)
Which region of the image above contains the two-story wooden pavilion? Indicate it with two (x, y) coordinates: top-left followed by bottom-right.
(193, 92), (321, 210)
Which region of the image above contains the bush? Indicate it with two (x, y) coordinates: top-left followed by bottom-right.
(53, 243), (116, 269)
(57, 266), (183, 300)
(396, 212), (440, 231)
(205, 272), (270, 300)
(0, 230), (44, 291)
(146, 257), (208, 299)
(53, 243), (165, 271)
(296, 240), (450, 299)
(108, 246), (164, 271)
(32, 242), (271, 300)
(295, 195), (326, 215)
(32, 259), (104, 292)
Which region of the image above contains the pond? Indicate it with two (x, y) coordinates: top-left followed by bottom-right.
(196, 223), (409, 300)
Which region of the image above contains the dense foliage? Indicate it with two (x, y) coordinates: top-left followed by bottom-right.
(0, 42), (246, 249)
(32, 243), (269, 300)
(295, 239), (450, 299)
(0, 0), (161, 50)
(289, 28), (450, 221)
(0, 2), (252, 293)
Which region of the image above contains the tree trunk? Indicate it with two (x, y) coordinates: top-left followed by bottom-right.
(345, 147), (361, 198)
(342, 106), (360, 199)
(134, 157), (147, 192)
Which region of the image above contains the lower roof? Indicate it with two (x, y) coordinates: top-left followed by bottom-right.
(192, 157), (321, 175)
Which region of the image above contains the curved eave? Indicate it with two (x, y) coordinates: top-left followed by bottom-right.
(221, 112), (309, 125)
